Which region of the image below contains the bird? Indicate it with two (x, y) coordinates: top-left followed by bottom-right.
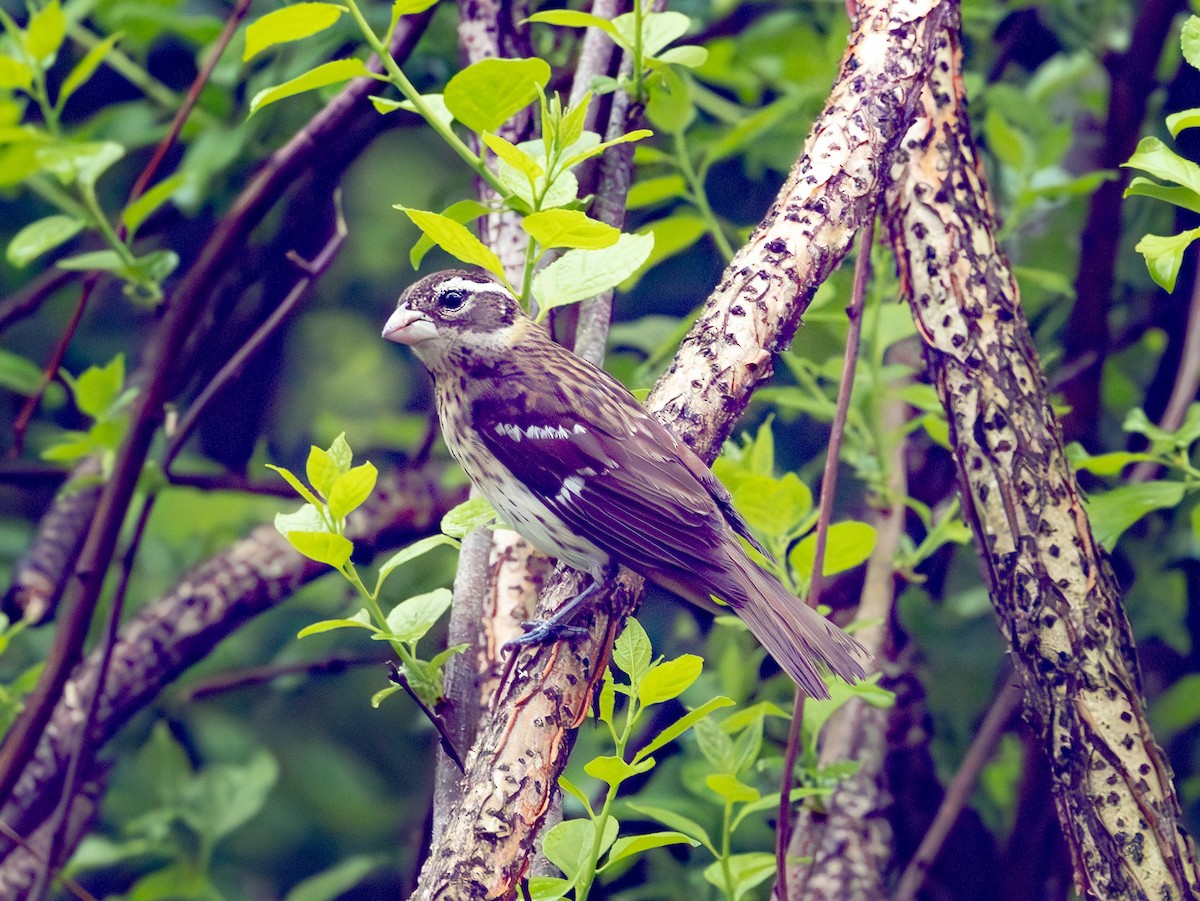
(382, 268), (869, 699)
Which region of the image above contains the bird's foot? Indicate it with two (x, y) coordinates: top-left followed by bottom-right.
(505, 618), (590, 648)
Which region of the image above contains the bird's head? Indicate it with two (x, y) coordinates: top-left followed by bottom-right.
(382, 269), (528, 372)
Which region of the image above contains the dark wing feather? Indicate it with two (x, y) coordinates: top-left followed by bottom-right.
(470, 383), (732, 584)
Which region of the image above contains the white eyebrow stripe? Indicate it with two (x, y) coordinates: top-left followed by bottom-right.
(440, 276), (498, 296)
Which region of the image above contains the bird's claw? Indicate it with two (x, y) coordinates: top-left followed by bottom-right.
(504, 619), (590, 650)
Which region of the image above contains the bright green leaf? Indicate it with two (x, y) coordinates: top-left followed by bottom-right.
(645, 66), (693, 134)
(638, 654), (702, 706)
(1134, 229), (1200, 293)
(704, 773), (760, 803)
(121, 174), (184, 239)
(1182, 14), (1200, 70)
(525, 10), (624, 47)
(297, 610), (377, 638)
(790, 521), (877, 581)
(1124, 176), (1200, 215)
(522, 209), (619, 250)
(654, 45), (707, 67)
(6, 214), (85, 267)
(391, 0), (440, 24)
(481, 131), (543, 181)
(0, 55), (33, 91)
(0, 349), (45, 396)
(328, 462), (377, 519)
(443, 57), (550, 133)
(603, 832), (698, 869)
(584, 754), (654, 787)
(597, 669), (616, 725)
(26, 0), (66, 63)
(702, 852), (776, 900)
(406, 199), (488, 269)
(70, 354), (124, 418)
(249, 58), (368, 114)
(532, 231), (653, 315)
(627, 175), (686, 210)
(397, 206), (507, 280)
(1084, 481), (1188, 550)
(1124, 136), (1200, 199)
(267, 466), (324, 508)
(284, 531), (353, 567)
(56, 31), (115, 105)
(376, 535), (458, 586)
(244, 3), (345, 62)
(383, 588), (452, 643)
(36, 141), (124, 188)
(440, 496), (499, 538)
(625, 803), (716, 854)
(1167, 107), (1200, 138)
(612, 617), (652, 682)
(634, 696), (735, 761)
(306, 445), (340, 498)
(557, 774), (592, 814)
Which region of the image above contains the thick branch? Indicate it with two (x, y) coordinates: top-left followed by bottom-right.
(884, 10), (1200, 898)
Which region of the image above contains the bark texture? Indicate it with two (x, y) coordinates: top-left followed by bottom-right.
(409, 0), (949, 895)
(884, 11), (1200, 899)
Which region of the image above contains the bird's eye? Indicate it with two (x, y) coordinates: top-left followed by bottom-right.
(437, 289), (468, 312)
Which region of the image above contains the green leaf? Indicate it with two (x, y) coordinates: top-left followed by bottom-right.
(328, 461), (377, 519)
(244, 3), (345, 62)
(0, 55), (33, 91)
(1084, 480), (1187, 550)
(376, 535), (458, 586)
(584, 754), (654, 787)
(440, 496), (499, 538)
(645, 66), (693, 134)
(1124, 176), (1200, 215)
(1150, 673), (1200, 743)
(297, 610), (377, 638)
(597, 669), (616, 725)
(60, 33), (122, 106)
(1182, 14), (1200, 70)
(274, 502), (327, 535)
(397, 206), (507, 280)
(407, 199), (489, 269)
(443, 57), (550, 133)
(1124, 136), (1200, 199)
(1134, 229), (1200, 293)
(727, 472), (812, 539)
(26, 0), (66, 63)
(634, 696), (735, 761)
(612, 618), (652, 683)
(70, 354), (124, 417)
(729, 715), (763, 775)
(481, 131), (543, 181)
(620, 10), (689, 57)
(284, 531), (353, 567)
(6, 214), (85, 266)
(249, 58), (368, 114)
(525, 10), (625, 47)
(306, 445), (341, 498)
(542, 818), (618, 879)
(382, 588), (452, 643)
(266, 465), (324, 508)
(1167, 107), (1200, 138)
(625, 803), (716, 855)
(558, 128), (652, 171)
(638, 654), (702, 706)
(702, 852), (776, 901)
(692, 715), (735, 771)
(655, 45), (707, 67)
(36, 141), (125, 188)
(627, 175), (687, 209)
(603, 831), (698, 868)
(1065, 446), (1154, 476)
(522, 209), (619, 251)
(532, 232), (654, 315)
(790, 521), (877, 581)
(391, 0), (440, 20)
(284, 856), (382, 901)
(0, 349), (45, 396)
(121, 174), (184, 239)
(984, 109), (1029, 172)
(705, 773), (760, 803)
(558, 775), (592, 815)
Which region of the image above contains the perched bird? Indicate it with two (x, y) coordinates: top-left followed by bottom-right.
(383, 269), (869, 698)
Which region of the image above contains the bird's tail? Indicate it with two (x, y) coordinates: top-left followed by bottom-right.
(714, 555), (871, 699)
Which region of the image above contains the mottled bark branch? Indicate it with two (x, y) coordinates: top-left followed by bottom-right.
(883, 10), (1200, 898)
(410, 1), (949, 896)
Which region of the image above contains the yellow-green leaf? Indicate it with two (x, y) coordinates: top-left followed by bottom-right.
(243, 3), (345, 62)
(397, 206), (506, 280)
(306, 445), (340, 498)
(7, 214), (85, 267)
(328, 461), (377, 519)
(531, 231), (653, 315)
(0, 55), (33, 91)
(26, 1), (66, 63)
(60, 33), (122, 106)
(522, 209), (619, 250)
(249, 58), (367, 114)
(443, 57), (550, 133)
(284, 530), (353, 567)
(481, 131), (542, 181)
(391, 0), (440, 22)
(789, 521), (877, 582)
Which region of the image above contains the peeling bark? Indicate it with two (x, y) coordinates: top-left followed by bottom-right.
(884, 11), (1200, 898)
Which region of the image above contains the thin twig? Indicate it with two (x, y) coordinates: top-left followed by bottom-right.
(163, 470), (298, 497)
(775, 213), (874, 899)
(163, 196), (347, 470)
(183, 653), (388, 701)
(10, 275), (97, 457)
(388, 663), (465, 771)
(0, 270), (77, 336)
(891, 679), (1023, 901)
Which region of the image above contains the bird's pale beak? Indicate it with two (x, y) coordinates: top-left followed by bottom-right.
(383, 303), (438, 345)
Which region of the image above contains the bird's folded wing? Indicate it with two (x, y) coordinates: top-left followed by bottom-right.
(471, 395), (729, 575)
